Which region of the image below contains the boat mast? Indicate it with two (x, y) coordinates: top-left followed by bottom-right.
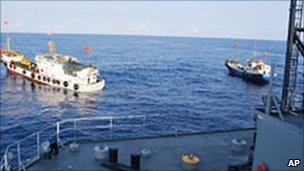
(3, 20), (11, 51)
(252, 42), (257, 59)
(48, 41), (56, 55)
(232, 43), (239, 61)
(5, 37), (11, 51)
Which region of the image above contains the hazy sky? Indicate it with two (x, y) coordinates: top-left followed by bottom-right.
(1, 1), (290, 40)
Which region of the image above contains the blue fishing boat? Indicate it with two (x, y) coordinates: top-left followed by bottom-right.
(225, 59), (272, 85)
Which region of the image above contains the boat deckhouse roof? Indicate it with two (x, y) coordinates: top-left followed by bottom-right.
(63, 61), (88, 72)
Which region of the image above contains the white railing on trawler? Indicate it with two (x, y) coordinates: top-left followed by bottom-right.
(0, 114), (254, 171)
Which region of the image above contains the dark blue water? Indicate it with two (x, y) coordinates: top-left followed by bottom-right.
(0, 33), (286, 155)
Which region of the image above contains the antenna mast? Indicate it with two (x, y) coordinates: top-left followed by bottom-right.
(282, 0), (304, 113)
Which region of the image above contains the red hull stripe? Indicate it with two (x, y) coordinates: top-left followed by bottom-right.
(7, 68), (48, 85)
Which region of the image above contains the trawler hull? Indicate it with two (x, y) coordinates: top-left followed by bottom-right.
(3, 61), (105, 92)
(225, 60), (270, 85)
(225, 60), (243, 77)
(242, 71), (270, 85)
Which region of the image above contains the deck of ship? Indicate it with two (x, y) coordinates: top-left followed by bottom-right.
(28, 129), (254, 171)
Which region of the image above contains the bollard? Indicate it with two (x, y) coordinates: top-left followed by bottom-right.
(130, 153), (141, 170)
(109, 148), (118, 164)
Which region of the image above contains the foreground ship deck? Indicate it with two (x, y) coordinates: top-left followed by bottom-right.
(29, 130), (254, 171)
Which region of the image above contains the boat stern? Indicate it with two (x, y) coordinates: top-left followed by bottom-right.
(79, 79), (105, 92)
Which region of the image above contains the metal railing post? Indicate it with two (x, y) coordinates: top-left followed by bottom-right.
(110, 117), (113, 129)
(56, 122), (60, 146)
(73, 120), (76, 143)
(110, 117), (113, 139)
(3, 151), (8, 171)
(37, 132), (40, 159)
(143, 115), (146, 137)
(17, 143), (21, 171)
(266, 64), (275, 114)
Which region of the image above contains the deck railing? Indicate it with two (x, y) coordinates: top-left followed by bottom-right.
(0, 114), (160, 171)
(0, 113), (254, 171)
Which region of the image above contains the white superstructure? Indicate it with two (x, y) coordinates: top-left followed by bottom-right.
(0, 39), (105, 92)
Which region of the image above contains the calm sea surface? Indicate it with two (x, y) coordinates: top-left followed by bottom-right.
(0, 33), (286, 155)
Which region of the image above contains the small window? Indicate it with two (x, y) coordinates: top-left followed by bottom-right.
(63, 81), (68, 87)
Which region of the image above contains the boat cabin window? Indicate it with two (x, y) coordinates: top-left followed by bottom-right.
(92, 75), (97, 82)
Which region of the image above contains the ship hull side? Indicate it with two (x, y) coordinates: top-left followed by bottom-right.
(242, 72), (269, 85)
(3, 63), (105, 92)
(225, 61), (243, 77)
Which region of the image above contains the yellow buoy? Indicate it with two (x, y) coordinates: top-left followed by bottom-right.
(181, 154), (200, 165)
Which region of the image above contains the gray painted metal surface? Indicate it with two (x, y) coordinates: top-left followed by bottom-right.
(29, 130), (254, 171)
(253, 111), (304, 171)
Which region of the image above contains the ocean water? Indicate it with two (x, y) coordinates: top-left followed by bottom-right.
(0, 33), (286, 155)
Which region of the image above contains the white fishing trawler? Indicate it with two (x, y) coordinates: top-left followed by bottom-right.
(0, 38), (105, 92)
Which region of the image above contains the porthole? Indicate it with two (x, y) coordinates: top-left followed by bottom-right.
(31, 73), (35, 79)
(43, 77), (46, 81)
(23, 70), (26, 75)
(63, 81), (68, 87)
(38, 75), (41, 80)
(52, 79), (56, 84)
(73, 84), (79, 91)
(47, 77), (50, 82)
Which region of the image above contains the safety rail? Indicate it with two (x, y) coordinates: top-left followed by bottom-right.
(0, 113), (254, 170)
(0, 114), (160, 171)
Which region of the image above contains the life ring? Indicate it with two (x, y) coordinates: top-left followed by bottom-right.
(257, 162), (267, 171)
(63, 81), (69, 87)
(73, 84), (79, 90)
(31, 73), (35, 79)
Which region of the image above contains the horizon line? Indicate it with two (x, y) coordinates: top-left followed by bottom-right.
(1, 31), (286, 42)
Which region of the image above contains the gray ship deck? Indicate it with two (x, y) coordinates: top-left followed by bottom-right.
(29, 129), (254, 171)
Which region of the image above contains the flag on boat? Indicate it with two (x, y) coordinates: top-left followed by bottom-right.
(83, 46), (93, 53)
(232, 43), (239, 49)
